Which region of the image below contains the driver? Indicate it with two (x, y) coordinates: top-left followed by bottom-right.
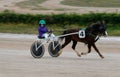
(38, 19), (55, 39)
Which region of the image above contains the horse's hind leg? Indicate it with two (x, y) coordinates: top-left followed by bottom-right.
(58, 37), (71, 55)
(72, 40), (81, 57)
(81, 44), (91, 55)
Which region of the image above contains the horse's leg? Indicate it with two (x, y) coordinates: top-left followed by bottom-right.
(58, 37), (71, 55)
(92, 43), (104, 59)
(81, 44), (91, 55)
(72, 40), (81, 57)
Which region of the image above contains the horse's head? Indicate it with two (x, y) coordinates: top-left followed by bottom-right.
(97, 21), (108, 36)
(91, 21), (108, 37)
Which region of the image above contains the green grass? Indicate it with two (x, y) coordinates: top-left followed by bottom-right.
(61, 0), (120, 7)
(107, 24), (120, 36)
(15, 0), (120, 11)
(15, 0), (48, 10)
(0, 23), (65, 35)
(0, 23), (120, 36)
(0, 23), (37, 34)
(15, 0), (69, 11)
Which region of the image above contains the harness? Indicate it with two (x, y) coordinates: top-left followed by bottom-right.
(79, 28), (100, 44)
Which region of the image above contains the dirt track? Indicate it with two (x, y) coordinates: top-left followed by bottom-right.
(0, 33), (120, 77)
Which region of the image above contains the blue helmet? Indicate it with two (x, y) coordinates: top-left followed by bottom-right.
(39, 20), (46, 25)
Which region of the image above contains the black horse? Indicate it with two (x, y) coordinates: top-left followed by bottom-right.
(58, 21), (107, 59)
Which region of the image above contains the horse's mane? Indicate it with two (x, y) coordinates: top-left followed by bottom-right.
(85, 22), (102, 33)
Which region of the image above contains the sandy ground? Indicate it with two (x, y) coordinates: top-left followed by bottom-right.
(0, 33), (120, 77)
(0, 0), (120, 14)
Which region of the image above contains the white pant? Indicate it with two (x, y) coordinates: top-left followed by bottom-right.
(42, 33), (55, 39)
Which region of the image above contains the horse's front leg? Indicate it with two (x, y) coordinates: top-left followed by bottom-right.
(72, 40), (81, 57)
(92, 43), (104, 59)
(81, 44), (91, 55)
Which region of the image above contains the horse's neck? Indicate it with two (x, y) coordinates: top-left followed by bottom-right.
(86, 27), (98, 38)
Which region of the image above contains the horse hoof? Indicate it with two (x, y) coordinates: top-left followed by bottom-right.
(99, 55), (104, 59)
(81, 52), (87, 55)
(77, 54), (81, 57)
(58, 52), (61, 56)
(58, 50), (62, 55)
(101, 56), (104, 59)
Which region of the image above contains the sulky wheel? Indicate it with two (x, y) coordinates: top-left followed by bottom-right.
(30, 41), (45, 58)
(48, 41), (61, 57)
